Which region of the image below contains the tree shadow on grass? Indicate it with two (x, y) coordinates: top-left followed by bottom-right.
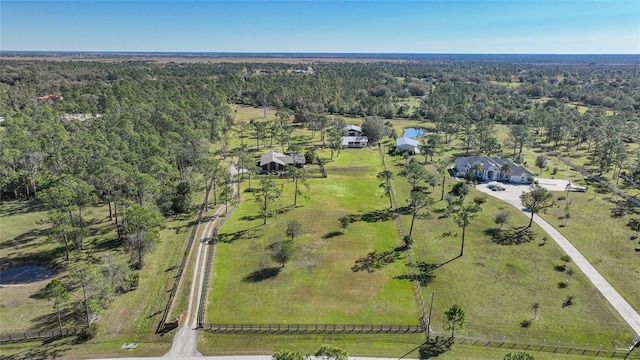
(486, 226), (536, 245)
(0, 337), (75, 360)
(322, 231), (342, 239)
(217, 227), (262, 244)
(239, 214), (263, 222)
(360, 209), (397, 222)
(395, 262), (437, 286)
(0, 229), (48, 250)
(242, 267), (282, 283)
(351, 249), (403, 273)
(28, 307), (77, 332)
(418, 336), (454, 359)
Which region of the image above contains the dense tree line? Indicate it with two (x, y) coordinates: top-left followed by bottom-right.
(1, 58), (638, 261)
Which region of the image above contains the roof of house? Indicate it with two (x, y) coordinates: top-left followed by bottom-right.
(341, 136), (368, 146)
(260, 150), (305, 167)
(454, 156), (535, 177)
(395, 137), (420, 147)
(345, 124), (362, 132)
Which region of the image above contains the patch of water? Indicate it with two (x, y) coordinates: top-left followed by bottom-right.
(404, 127), (427, 138)
(0, 266), (52, 285)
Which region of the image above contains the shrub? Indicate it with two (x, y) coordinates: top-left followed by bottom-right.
(126, 272), (140, 291)
(451, 182), (469, 197)
(473, 195), (486, 205)
(520, 319), (532, 328)
(78, 323), (98, 342)
(558, 281), (568, 289)
(552, 166), (558, 175)
(403, 235), (414, 249)
(562, 295), (575, 308)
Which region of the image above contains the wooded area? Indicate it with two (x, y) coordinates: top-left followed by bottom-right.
(1, 56), (639, 332)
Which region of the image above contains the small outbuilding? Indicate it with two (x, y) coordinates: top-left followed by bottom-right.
(395, 137), (420, 154)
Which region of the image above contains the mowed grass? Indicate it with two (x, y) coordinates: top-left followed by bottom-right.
(207, 148), (417, 325)
(385, 150), (634, 347)
(540, 191), (640, 312)
(198, 333), (639, 359)
(234, 104), (277, 123)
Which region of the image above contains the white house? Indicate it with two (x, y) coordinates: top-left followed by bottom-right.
(345, 125), (363, 137)
(453, 156), (534, 184)
(341, 136), (368, 148)
(395, 137), (420, 154)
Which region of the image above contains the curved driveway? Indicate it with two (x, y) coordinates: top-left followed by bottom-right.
(476, 181), (640, 337)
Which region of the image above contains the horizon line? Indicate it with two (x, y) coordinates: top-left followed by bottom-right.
(1, 51), (640, 56)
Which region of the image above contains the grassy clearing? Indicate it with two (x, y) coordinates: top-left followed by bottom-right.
(385, 151), (632, 347)
(0, 196), (201, 357)
(207, 148), (417, 325)
(0, 202), (122, 332)
(234, 105), (277, 123)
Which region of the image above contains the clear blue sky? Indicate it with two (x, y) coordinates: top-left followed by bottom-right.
(1, 1), (638, 54)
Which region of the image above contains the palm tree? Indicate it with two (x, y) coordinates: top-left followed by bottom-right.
(500, 162), (512, 180)
(377, 170), (395, 209)
(436, 159), (449, 201)
(408, 190), (434, 236)
(452, 203), (481, 257)
(471, 162), (483, 181)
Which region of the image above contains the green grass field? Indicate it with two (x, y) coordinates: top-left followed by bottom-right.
(541, 191), (640, 312)
(197, 333), (639, 359)
(384, 152), (632, 347)
(2, 107), (638, 359)
(204, 125), (635, 351)
(207, 147), (417, 325)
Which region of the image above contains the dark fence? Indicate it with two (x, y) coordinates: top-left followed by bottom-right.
(447, 333), (639, 359)
(378, 145), (430, 335)
(200, 323), (424, 334)
(0, 327), (84, 344)
(157, 204), (205, 333)
(196, 196), (240, 327)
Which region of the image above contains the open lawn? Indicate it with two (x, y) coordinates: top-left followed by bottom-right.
(540, 190), (640, 312)
(385, 151), (633, 348)
(198, 333), (640, 359)
(206, 148), (417, 325)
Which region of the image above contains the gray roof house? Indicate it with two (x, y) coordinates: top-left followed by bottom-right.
(341, 136), (368, 148)
(395, 137), (421, 154)
(260, 150), (305, 173)
(453, 156), (534, 184)
(345, 125), (363, 136)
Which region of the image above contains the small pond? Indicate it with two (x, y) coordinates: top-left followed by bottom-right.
(0, 266), (52, 285)
(403, 127), (427, 138)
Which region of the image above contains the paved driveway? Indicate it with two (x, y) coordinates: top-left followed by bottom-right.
(476, 180), (640, 337)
